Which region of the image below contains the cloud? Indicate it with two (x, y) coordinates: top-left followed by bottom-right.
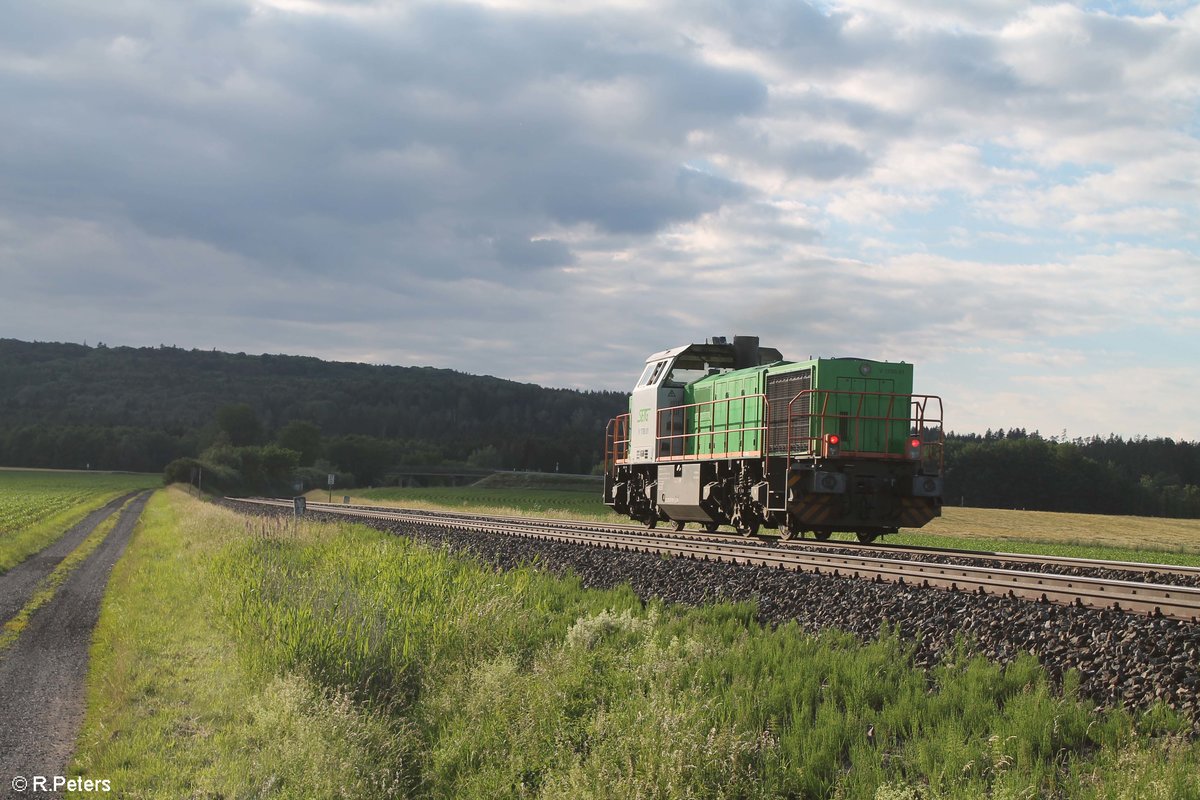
(1, 0), (1198, 438)
(493, 236), (575, 270)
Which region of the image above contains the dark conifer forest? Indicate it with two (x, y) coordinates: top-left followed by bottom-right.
(1, 338), (1197, 515)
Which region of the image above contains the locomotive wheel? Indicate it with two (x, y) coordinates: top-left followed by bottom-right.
(856, 531), (878, 544)
(642, 514), (658, 530)
(704, 522), (720, 533)
(779, 525), (796, 541)
(814, 529), (832, 541)
(673, 520), (686, 532)
(737, 521), (760, 538)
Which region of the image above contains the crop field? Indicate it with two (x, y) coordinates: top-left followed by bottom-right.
(0, 468), (158, 572)
(331, 475), (1200, 567)
(69, 489), (1200, 798)
(347, 486), (614, 518)
(326, 472), (617, 519)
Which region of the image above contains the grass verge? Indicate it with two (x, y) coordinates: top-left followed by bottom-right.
(68, 490), (411, 799)
(71, 489), (1200, 798)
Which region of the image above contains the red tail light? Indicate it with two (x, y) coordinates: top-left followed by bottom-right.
(907, 436), (922, 459)
(824, 433), (841, 457)
(828, 434), (840, 446)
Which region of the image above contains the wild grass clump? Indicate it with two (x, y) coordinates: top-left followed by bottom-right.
(211, 517), (642, 712)
(230, 673), (413, 799)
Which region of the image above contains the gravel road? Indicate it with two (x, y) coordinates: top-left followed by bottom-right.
(0, 492), (150, 799)
(0, 494), (135, 624)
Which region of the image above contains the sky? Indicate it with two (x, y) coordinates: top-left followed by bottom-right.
(1, 0), (1198, 440)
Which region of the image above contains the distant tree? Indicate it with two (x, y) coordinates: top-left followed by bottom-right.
(467, 445), (502, 469)
(163, 457), (202, 486)
(277, 420), (322, 465)
(239, 444), (300, 493)
(326, 435), (393, 486)
(216, 403), (261, 446)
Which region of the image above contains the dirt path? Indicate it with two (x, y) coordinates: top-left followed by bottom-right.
(0, 494), (135, 625)
(0, 492), (150, 798)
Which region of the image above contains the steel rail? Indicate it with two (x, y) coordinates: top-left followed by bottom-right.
(293, 499), (1200, 579)
(230, 498), (1200, 623)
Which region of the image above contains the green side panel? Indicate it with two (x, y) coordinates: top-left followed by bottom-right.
(812, 359), (913, 454)
(679, 357), (914, 459)
(682, 367), (765, 457)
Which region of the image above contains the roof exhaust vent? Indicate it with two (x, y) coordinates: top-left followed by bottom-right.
(733, 335), (760, 369)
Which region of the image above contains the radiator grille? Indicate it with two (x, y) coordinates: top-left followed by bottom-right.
(767, 370), (811, 455)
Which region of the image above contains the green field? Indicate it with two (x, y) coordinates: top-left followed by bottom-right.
(323, 475), (1200, 567)
(0, 468), (158, 573)
(347, 483), (612, 519)
(69, 489), (1200, 798)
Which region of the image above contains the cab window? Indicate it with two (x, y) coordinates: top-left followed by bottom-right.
(640, 360), (669, 387)
(637, 362), (657, 386)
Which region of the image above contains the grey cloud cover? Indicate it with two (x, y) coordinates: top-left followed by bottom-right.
(1, 0), (1198, 438)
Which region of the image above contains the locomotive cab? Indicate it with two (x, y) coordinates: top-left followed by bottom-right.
(626, 338), (782, 464)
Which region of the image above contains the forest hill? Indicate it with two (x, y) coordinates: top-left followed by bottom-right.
(0, 339), (1197, 517)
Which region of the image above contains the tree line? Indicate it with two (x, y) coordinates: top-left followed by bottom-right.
(942, 429), (1200, 518)
(0, 339), (626, 493)
(1, 339), (1198, 516)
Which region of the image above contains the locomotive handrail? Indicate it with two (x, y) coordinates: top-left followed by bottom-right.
(784, 390), (944, 470)
(609, 389), (944, 473)
(655, 393), (770, 461)
(605, 414), (630, 472)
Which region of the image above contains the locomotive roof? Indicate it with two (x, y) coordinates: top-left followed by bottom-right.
(644, 342), (784, 369)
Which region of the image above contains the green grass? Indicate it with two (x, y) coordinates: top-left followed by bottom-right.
(68, 490), (410, 799)
(342, 483), (618, 521)
(471, 471), (604, 492)
(71, 490), (1200, 798)
(920, 504), (1200, 557)
(0, 468), (158, 574)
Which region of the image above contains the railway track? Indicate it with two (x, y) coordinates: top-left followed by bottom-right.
(229, 498), (1200, 623)
(280, 499), (1200, 581)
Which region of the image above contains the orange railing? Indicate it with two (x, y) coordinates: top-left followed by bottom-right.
(604, 414), (630, 471)
(784, 390), (943, 469)
(606, 391), (943, 473)
(655, 394), (769, 461)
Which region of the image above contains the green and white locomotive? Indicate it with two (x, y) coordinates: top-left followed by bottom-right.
(603, 336), (944, 541)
